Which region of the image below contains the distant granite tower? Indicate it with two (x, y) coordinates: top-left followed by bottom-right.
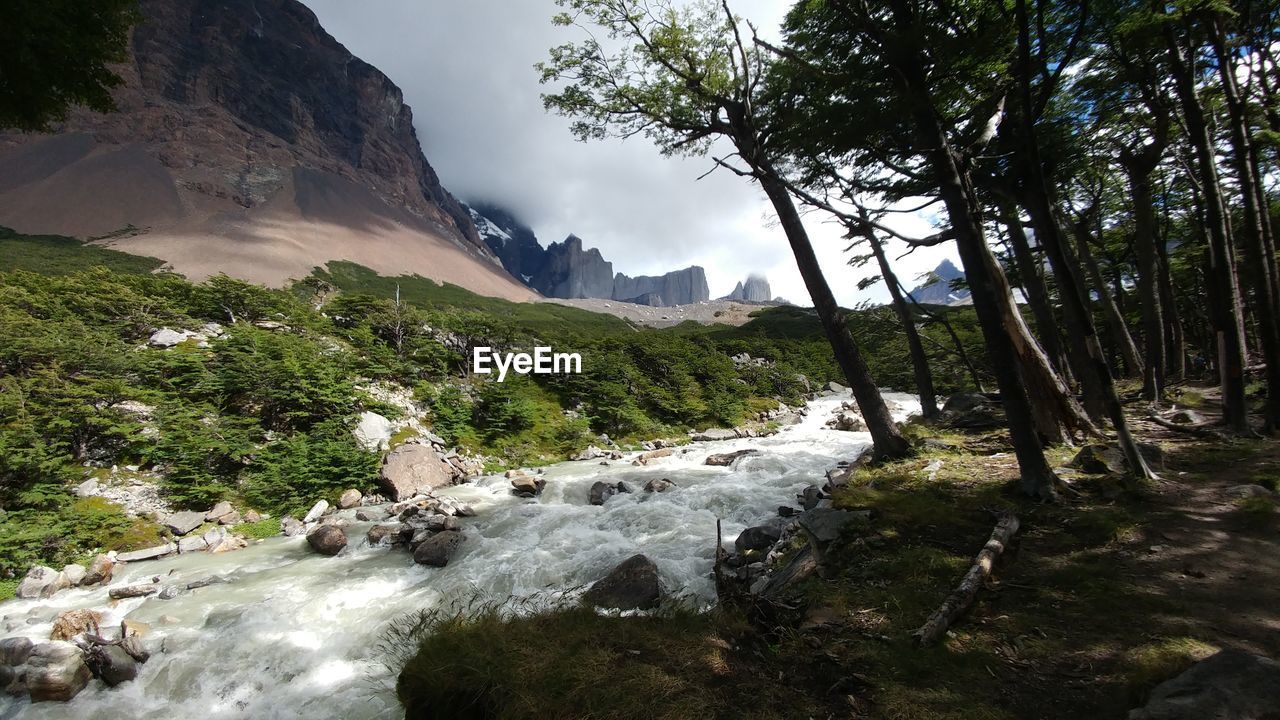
(724, 274), (772, 302)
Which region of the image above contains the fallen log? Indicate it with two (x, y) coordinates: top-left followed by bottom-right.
(914, 513), (1020, 646)
(1146, 413), (1228, 440)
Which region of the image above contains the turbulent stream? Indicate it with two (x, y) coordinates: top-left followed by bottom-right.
(0, 393), (918, 720)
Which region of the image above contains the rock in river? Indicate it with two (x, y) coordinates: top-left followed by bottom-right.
(307, 524), (348, 556)
(162, 511), (205, 536)
(26, 641), (92, 702)
(379, 444), (457, 501)
(582, 554), (662, 611)
(412, 530), (464, 567)
(705, 449), (759, 467)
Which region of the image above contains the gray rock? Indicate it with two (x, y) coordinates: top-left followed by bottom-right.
(353, 411), (393, 451)
(582, 554), (662, 610)
(379, 444), (457, 501)
(26, 642), (91, 702)
(86, 644), (139, 687)
(205, 501), (233, 521)
(73, 478), (99, 497)
(178, 535), (208, 554)
(280, 517), (305, 537)
(691, 428), (738, 442)
(148, 328), (188, 348)
(0, 664), (14, 693)
(216, 510), (242, 525)
(108, 584), (160, 600)
(243, 510), (263, 523)
(157, 586), (181, 600)
(1129, 649), (1280, 719)
(0, 637), (34, 666)
(116, 543), (177, 563)
(635, 448), (674, 465)
(735, 525), (782, 554)
(573, 445), (606, 461)
(355, 508), (386, 522)
(1069, 443), (1165, 475)
(511, 474), (545, 497)
(589, 481), (630, 506)
(302, 500), (330, 524)
(61, 564), (86, 587)
(306, 524), (347, 556)
(366, 524), (400, 545)
(1167, 409), (1207, 425)
(412, 530), (465, 567)
(705, 449), (759, 467)
(801, 485), (824, 511)
(799, 508), (872, 544)
(162, 511), (205, 536)
(16, 566), (67, 599)
(643, 478), (677, 493)
(1226, 484), (1275, 499)
(338, 488), (363, 509)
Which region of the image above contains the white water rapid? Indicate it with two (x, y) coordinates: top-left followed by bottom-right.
(0, 392), (918, 720)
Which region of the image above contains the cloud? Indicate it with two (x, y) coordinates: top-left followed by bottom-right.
(301, 0), (959, 305)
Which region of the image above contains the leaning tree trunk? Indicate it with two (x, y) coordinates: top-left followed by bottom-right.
(755, 171), (912, 459)
(864, 227), (939, 419)
(998, 200), (1070, 378)
(1210, 16), (1280, 431)
(1164, 18), (1250, 432)
(1069, 214), (1145, 379)
(883, 3), (1060, 498)
(1014, 0), (1155, 481)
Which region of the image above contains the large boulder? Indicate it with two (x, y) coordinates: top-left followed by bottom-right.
(281, 517), (306, 536)
(81, 554), (115, 586)
(582, 554), (662, 610)
(412, 530), (465, 567)
(205, 501), (234, 521)
(15, 566), (68, 599)
(61, 564), (87, 587)
(735, 525), (781, 554)
(0, 637), (34, 666)
(510, 473), (546, 498)
(147, 328), (188, 348)
(86, 644), (139, 687)
(338, 488), (363, 509)
(306, 524), (348, 556)
(799, 508), (872, 545)
(1070, 443), (1165, 475)
(634, 448), (673, 465)
(353, 411), (394, 451)
(50, 609), (103, 641)
(379, 444), (457, 501)
(367, 524), (400, 545)
(588, 481), (632, 506)
(116, 543), (177, 562)
(705, 449), (759, 467)
(941, 392), (1004, 428)
(162, 511), (205, 536)
(1129, 649), (1280, 719)
(26, 642), (91, 702)
(302, 500), (330, 524)
(692, 428), (738, 442)
(643, 478), (677, 493)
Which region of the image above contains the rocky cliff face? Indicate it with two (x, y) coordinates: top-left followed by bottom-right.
(0, 0), (532, 299)
(723, 274), (773, 303)
(613, 266), (709, 306)
(529, 235), (616, 299)
(470, 204), (709, 306)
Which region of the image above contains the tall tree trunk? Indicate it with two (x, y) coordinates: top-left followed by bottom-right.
(755, 171), (912, 459)
(886, 0), (1061, 498)
(863, 226), (939, 419)
(1069, 213), (1145, 379)
(1123, 153), (1166, 402)
(998, 200), (1070, 378)
(1156, 181), (1187, 380)
(1014, 0), (1155, 481)
(1209, 16), (1280, 431)
(1163, 16), (1250, 431)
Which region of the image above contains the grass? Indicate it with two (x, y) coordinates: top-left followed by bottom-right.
(1117, 637), (1218, 702)
(237, 518), (280, 540)
(0, 226), (167, 275)
(0, 579), (17, 603)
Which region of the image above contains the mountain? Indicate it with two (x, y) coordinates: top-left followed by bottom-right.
(908, 259), (970, 305)
(0, 0), (533, 300)
(723, 274), (772, 303)
(613, 267), (709, 306)
(470, 204), (710, 306)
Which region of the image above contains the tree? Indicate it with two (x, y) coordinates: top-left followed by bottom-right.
(0, 0), (139, 131)
(537, 0), (911, 459)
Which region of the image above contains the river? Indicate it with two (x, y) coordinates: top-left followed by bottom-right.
(0, 392), (918, 720)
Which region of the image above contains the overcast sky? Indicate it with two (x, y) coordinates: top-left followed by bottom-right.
(301, 0), (959, 306)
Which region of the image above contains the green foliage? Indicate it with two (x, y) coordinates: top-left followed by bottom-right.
(0, 0), (139, 130)
(422, 384), (475, 447)
(238, 517), (282, 541)
(473, 379), (540, 441)
(241, 419), (379, 516)
(0, 497), (164, 577)
(0, 227), (166, 275)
